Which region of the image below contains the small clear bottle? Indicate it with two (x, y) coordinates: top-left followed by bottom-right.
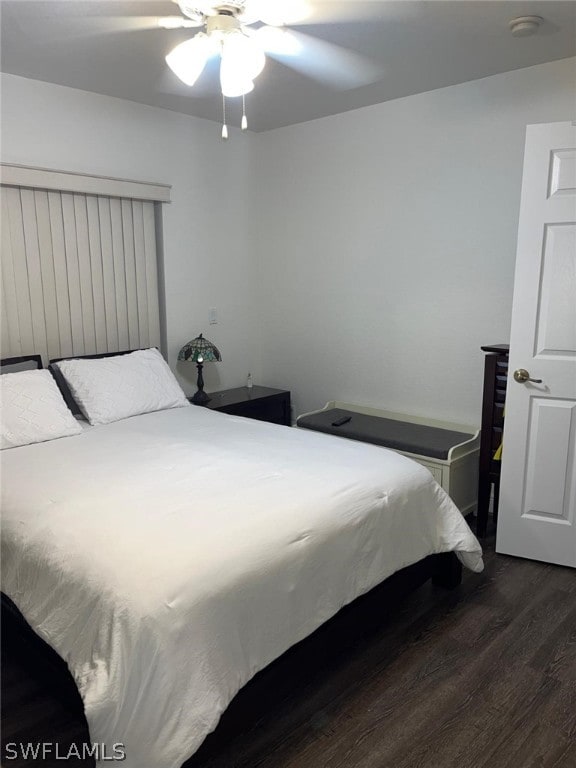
(247, 373), (253, 390)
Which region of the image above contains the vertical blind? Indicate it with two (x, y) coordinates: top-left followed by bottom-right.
(1, 185), (162, 363)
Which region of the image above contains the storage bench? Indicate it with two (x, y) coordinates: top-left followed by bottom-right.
(297, 401), (480, 516)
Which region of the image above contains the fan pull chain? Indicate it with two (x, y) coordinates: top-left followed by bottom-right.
(241, 95), (248, 131)
(221, 93), (228, 140)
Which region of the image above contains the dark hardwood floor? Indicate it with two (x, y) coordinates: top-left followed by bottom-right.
(2, 534), (575, 768)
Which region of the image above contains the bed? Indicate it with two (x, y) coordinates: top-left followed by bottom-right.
(1, 352), (483, 768)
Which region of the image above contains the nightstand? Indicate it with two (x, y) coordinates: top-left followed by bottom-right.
(196, 386), (291, 426)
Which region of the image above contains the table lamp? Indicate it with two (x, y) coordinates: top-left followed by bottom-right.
(178, 333), (222, 405)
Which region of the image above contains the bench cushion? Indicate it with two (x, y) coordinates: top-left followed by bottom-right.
(297, 409), (473, 461)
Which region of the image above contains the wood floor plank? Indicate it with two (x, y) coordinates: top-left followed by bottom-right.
(499, 720), (571, 768)
(552, 740), (576, 768)
(529, 604), (576, 682)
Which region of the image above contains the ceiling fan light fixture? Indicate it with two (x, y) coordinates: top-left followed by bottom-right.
(166, 33), (216, 86)
(220, 62), (254, 97)
(221, 30), (265, 82)
(164, 0), (339, 135)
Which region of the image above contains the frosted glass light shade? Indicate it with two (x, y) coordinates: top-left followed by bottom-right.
(220, 65), (254, 98)
(222, 31), (265, 80)
(166, 28), (266, 100)
(166, 33), (215, 86)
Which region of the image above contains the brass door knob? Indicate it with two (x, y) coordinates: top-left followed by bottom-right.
(513, 368), (542, 384)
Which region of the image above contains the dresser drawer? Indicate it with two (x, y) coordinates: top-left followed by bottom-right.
(493, 401), (505, 426)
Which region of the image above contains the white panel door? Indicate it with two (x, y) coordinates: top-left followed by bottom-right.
(497, 122), (576, 567)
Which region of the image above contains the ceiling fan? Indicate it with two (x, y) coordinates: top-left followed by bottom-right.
(160, 0), (382, 135)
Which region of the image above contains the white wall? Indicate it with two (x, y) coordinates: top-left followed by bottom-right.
(3, 59), (575, 420)
(0, 73), (260, 395)
(255, 57), (576, 425)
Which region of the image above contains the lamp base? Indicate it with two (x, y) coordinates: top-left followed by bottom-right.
(191, 361), (210, 406)
(191, 389), (211, 406)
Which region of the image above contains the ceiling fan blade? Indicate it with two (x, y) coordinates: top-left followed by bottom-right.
(1, 1), (187, 35)
(7, 0), (177, 13)
(247, 0), (402, 27)
(245, 0), (313, 26)
(158, 16), (203, 29)
(307, 1), (417, 25)
(255, 27), (383, 90)
(89, 15), (199, 33)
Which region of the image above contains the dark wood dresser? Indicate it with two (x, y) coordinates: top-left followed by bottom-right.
(477, 344), (509, 537)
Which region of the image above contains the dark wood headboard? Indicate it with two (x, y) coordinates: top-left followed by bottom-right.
(49, 349), (138, 365)
(0, 354), (43, 371)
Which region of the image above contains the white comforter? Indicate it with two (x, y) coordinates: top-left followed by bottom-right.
(1, 405), (482, 768)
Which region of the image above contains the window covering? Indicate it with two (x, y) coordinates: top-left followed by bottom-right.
(1, 183), (163, 363)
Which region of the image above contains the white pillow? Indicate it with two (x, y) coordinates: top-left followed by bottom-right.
(54, 348), (189, 425)
(1, 369), (83, 449)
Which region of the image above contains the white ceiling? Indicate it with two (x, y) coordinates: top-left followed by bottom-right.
(1, 1), (575, 132)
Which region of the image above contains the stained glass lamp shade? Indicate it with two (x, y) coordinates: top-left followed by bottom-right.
(178, 333), (222, 405)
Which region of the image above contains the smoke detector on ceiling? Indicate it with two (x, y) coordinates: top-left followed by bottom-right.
(509, 16), (543, 37)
